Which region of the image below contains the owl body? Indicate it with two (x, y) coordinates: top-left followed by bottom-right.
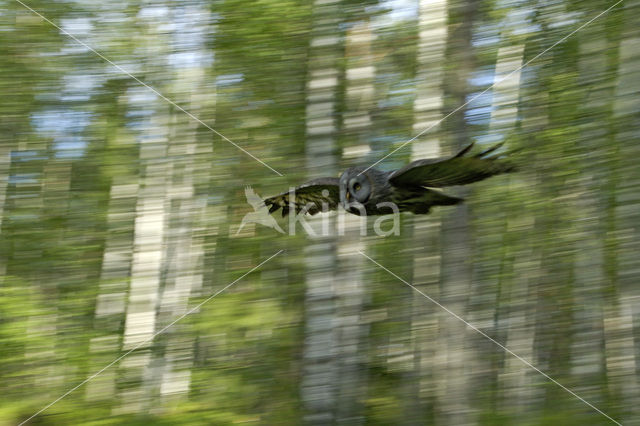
(264, 142), (514, 217)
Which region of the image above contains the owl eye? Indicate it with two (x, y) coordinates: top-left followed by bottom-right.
(354, 182), (361, 191)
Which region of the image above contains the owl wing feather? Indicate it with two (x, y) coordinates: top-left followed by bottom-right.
(264, 177), (340, 217)
(388, 142), (515, 188)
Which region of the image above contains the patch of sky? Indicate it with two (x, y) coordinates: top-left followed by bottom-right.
(465, 67), (496, 126)
(473, 23), (500, 48)
(9, 173), (39, 185)
(59, 72), (100, 103)
(54, 136), (87, 159)
(32, 110), (92, 136)
(32, 109), (92, 159)
(11, 151), (48, 163)
(465, 93), (494, 126)
(377, 0), (417, 24)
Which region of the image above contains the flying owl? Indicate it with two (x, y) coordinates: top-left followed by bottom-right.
(264, 142), (515, 217)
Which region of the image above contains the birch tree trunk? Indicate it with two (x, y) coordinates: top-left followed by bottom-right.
(115, 7), (174, 411)
(409, 0), (448, 421)
(603, 1), (640, 421)
(435, 0), (479, 422)
(301, 0), (341, 423)
(118, 128), (170, 413)
(565, 12), (617, 418)
(0, 146), (10, 242)
(481, 43), (527, 417)
(333, 19), (376, 424)
(88, 176), (138, 403)
(155, 5), (213, 408)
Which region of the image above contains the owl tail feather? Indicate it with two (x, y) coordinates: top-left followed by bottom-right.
(427, 189), (464, 207)
(409, 189), (463, 214)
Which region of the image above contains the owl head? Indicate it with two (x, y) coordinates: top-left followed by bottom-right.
(339, 167), (375, 214)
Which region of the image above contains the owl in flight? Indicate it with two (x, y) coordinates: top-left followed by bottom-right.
(264, 142), (515, 217)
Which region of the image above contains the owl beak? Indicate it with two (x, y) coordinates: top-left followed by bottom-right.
(346, 191), (351, 201)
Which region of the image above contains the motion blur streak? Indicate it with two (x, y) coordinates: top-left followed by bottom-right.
(18, 251), (283, 425)
(14, 0), (284, 176)
(358, 250), (621, 425)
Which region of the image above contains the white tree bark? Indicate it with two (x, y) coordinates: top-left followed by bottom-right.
(605, 6), (640, 418)
(483, 44), (531, 415)
(409, 0), (448, 420)
(87, 177), (138, 403)
(301, 1), (341, 423)
(334, 20), (376, 424)
(0, 146), (10, 241)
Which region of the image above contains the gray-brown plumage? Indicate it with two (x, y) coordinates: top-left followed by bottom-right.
(264, 142), (515, 217)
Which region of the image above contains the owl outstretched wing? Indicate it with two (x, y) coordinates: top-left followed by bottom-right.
(388, 142), (515, 188)
(264, 177), (340, 217)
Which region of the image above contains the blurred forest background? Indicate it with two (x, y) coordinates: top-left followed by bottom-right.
(1, 0), (639, 424)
